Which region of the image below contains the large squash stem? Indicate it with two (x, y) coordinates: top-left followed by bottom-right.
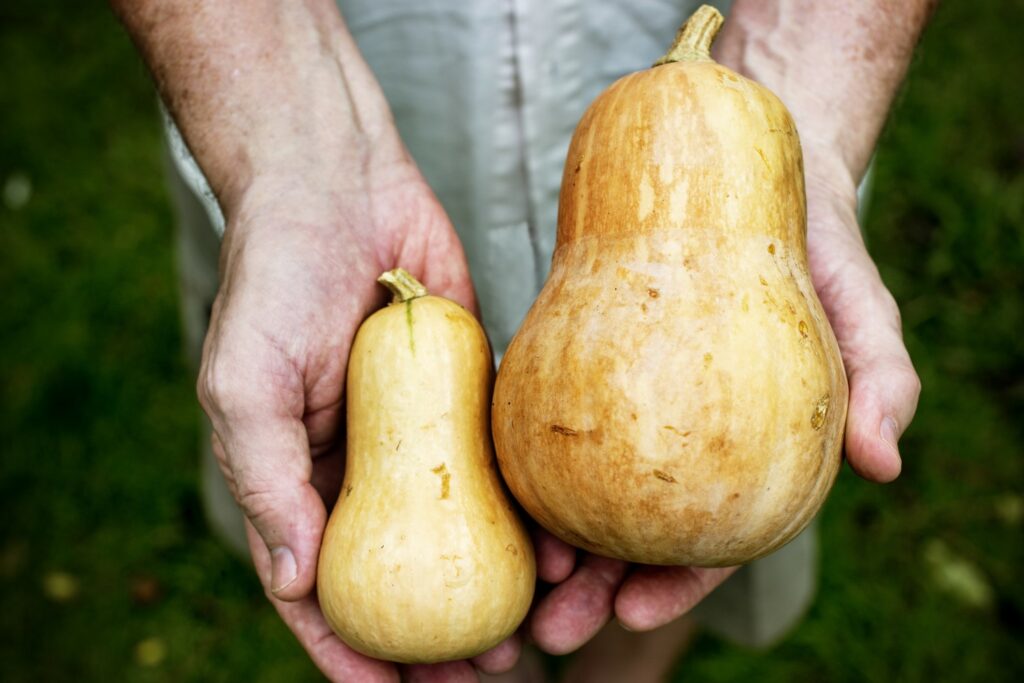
(654, 4), (724, 66)
(378, 268), (428, 303)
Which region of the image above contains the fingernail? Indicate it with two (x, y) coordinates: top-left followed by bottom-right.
(270, 546), (297, 593)
(880, 416), (900, 453)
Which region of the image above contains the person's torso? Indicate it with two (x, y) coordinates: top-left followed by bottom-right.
(339, 0), (722, 353)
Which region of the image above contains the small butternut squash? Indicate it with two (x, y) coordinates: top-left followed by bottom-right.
(492, 6), (848, 567)
(318, 269), (535, 663)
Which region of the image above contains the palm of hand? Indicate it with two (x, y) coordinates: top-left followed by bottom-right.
(199, 173), (496, 682)
(525, 173), (921, 653)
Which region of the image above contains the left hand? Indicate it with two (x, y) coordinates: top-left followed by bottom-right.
(527, 149), (922, 648)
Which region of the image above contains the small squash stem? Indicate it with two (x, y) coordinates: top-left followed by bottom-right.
(653, 4), (724, 66)
(378, 268), (428, 303)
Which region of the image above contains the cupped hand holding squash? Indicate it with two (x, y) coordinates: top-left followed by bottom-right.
(521, 123), (922, 656)
(518, 2), (926, 649)
(196, 165), (533, 681)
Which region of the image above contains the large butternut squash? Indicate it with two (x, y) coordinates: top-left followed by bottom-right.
(492, 6), (848, 567)
(318, 269), (535, 663)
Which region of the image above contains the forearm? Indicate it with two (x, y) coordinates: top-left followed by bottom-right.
(110, 0), (404, 213)
(716, 0), (935, 188)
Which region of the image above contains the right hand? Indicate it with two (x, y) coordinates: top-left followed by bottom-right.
(197, 161), (522, 681)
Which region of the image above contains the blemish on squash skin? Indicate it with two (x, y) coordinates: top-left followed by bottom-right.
(798, 320), (809, 338)
(505, 544), (518, 556)
(709, 435), (728, 453)
(663, 425), (692, 438)
(768, 243), (776, 255)
(653, 469), (676, 483)
(550, 424), (578, 436)
(703, 352), (713, 369)
(759, 275), (768, 286)
(648, 287), (660, 299)
(440, 554), (473, 589)
(431, 463), (451, 499)
(755, 147), (771, 172)
(811, 396), (831, 430)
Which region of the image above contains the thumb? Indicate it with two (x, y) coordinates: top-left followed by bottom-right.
(814, 250), (921, 483)
(201, 372), (326, 601)
(841, 293), (921, 483)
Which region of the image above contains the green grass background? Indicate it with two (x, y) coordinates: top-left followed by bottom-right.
(1, 1), (1021, 681)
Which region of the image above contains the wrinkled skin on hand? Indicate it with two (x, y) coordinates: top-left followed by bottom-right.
(197, 165), (514, 682)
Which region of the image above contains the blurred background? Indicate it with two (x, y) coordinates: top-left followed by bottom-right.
(1, 1), (1022, 681)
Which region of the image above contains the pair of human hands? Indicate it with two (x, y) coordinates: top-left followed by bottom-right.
(196, 148), (919, 681)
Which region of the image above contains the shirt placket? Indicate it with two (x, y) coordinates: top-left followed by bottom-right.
(508, 0), (584, 284)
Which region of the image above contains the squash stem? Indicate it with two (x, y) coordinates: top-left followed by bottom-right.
(654, 4), (724, 66)
(378, 268), (428, 303)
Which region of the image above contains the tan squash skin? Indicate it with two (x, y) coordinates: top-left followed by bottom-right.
(492, 7), (848, 567)
(317, 270), (535, 663)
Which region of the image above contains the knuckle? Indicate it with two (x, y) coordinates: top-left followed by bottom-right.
(873, 284), (903, 329)
(235, 484), (280, 522)
(889, 361), (922, 409)
(233, 474), (299, 531)
(902, 366), (923, 399)
(197, 355), (250, 419)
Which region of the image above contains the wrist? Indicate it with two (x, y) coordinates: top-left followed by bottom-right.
(201, 90), (403, 218)
(714, 26), (860, 184)
(715, 0), (933, 186)
(119, 0), (407, 216)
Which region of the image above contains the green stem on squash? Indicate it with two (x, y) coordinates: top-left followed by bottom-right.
(378, 268), (428, 303)
(653, 4), (724, 66)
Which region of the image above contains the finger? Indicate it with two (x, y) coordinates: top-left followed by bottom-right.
(403, 661), (479, 683)
(614, 565), (737, 632)
(420, 255), (478, 317)
(530, 554), (628, 655)
(394, 201), (479, 315)
(246, 523), (399, 683)
(818, 263), (920, 483)
(207, 420), (325, 600)
(806, 213), (921, 483)
(199, 347), (325, 601)
(532, 528), (576, 584)
(471, 632), (522, 675)
(844, 336), (921, 482)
